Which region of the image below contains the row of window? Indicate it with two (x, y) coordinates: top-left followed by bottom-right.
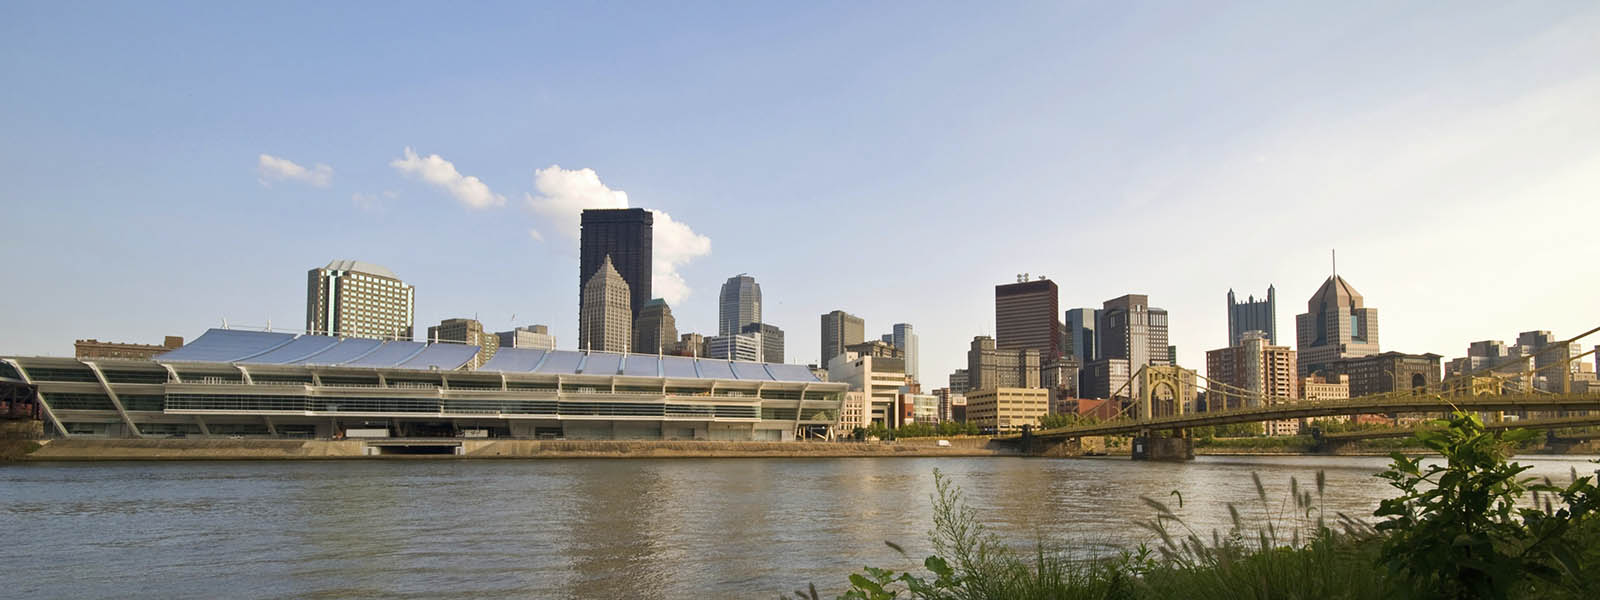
(161, 394), (768, 418)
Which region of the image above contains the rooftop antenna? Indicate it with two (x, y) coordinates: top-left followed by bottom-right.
(1332, 249), (1337, 280)
(265, 317), (272, 332)
(222, 317), (229, 329)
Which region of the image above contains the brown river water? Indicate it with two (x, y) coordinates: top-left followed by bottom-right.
(3, 454), (1596, 598)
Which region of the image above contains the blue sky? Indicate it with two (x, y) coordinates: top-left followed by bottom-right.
(4, 1), (1598, 384)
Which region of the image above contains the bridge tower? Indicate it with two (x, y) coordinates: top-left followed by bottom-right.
(1134, 365), (1197, 420)
(1130, 365), (1199, 460)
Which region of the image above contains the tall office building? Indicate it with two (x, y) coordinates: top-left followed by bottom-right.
(707, 334), (762, 362)
(1080, 358), (1131, 400)
(996, 277), (1061, 360)
(1294, 275), (1379, 377)
(820, 310), (865, 366)
(1515, 330), (1580, 392)
(497, 325), (556, 350)
(827, 351), (908, 428)
(1063, 308), (1098, 361)
(880, 323), (919, 381)
(718, 274), (762, 336)
(1097, 294), (1170, 368)
(578, 256), (632, 353)
(966, 336), (1041, 390)
(305, 260), (416, 340)
(1227, 287), (1277, 346)
(949, 369), (970, 394)
(428, 318), (499, 370)
(580, 208), (652, 321)
(634, 299), (678, 354)
(741, 322), (785, 363)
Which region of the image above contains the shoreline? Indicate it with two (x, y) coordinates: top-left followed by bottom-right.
(3, 438), (1017, 462)
(5, 438), (1593, 462)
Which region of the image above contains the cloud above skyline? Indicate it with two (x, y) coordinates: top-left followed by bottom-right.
(257, 154), (332, 188)
(527, 165), (711, 305)
(390, 147), (506, 209)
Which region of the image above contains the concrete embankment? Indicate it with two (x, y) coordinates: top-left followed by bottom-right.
(11, 438), (1017, 461)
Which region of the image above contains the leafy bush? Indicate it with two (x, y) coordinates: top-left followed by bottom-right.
(1374, 410), (1599, 599)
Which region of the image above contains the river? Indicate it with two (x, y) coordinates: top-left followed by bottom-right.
(3, 454), (1596, 599)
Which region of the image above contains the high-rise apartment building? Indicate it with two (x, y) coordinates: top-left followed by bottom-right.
(1204, 330), (1296, 411)
(305, 260), (416, 340)
(579, 208), (652, 320)
(741, 322), (785, 363)
(966, 336), (1041, 391)
(996, 278), (1061, 360)
(1097, 294), (1170, 368)
(718, 274), (762, 336)
(820, 310), (865, 366)
(880, 323), (919, 381)
(578, 256), (632, 353)
(1294, 275), (1380, 377)
(1227, 286), (1277, 346)
(634, 299), (678, 354)
(427, 318), (499, 370)
(1064, 308), (1098, 361)
(496, 325), (556, 351)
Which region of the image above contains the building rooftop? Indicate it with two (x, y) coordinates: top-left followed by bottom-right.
(154, 328), (822, 383)
(321, 259), (399, 280)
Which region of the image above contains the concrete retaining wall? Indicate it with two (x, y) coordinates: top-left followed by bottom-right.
(13, 438), (1016, 461)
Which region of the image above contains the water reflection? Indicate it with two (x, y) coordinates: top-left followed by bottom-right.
(1, 455), (1594, 599)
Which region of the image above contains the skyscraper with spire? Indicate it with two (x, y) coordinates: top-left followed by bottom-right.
(579, 255), (632, 353)
(1295, 273), (1380, 378)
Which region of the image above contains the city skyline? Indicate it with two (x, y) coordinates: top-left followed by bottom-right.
(3, 3), (1600, 386)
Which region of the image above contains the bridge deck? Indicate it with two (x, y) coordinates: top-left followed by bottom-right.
(1017, 393), (1600, 441)
(1319, 413), (1600, 441)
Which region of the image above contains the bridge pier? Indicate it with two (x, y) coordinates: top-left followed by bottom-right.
(1132, 434), (1193, 461)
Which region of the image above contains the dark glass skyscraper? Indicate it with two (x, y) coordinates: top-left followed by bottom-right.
(580, 208), (652, 320)
(1227, 286), (1276, 346)
(995, 278), (1060, 360)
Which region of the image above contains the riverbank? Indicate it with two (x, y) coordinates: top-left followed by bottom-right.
(4, 438), (1016, 461)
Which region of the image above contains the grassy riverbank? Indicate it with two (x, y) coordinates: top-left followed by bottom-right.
(801, 412), (1600, 600)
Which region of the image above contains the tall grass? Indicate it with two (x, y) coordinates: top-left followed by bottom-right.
(794, 411), (1600, 600)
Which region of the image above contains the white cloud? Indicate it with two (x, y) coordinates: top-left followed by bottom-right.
(528, 228), (545, 242)
(351, 192), (382, 212)
(389, 147), (506, 209)
(525, 165), (630, 239)
(649, 209), (713, 306)
(257, 154), (332, 187)
(526, 165), (711, 304)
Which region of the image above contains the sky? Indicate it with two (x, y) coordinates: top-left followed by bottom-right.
(3, 1), (1598, 385)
